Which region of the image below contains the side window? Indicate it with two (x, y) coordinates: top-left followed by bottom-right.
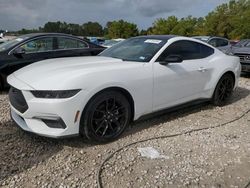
(57, 37), (88, 49)
(217, 39), (229, 47)
(78, 41), (88, 48)
(20, 38), (53, 53)
(157, 40), (214, 61)
(208, 39), (217, 47)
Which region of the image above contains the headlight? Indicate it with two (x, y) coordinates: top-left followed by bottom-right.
(31, 89), (81, 99)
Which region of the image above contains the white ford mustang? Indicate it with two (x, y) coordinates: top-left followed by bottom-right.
(7, 35), (241, 142)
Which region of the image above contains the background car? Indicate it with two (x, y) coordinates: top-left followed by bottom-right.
(87, 37), (105, 46)
(192, 36), (231, 53)
(230, 40), (240, 46)
(0, 33), (105, 89)
(0, 37), (7, 44)
(7, 35), (241, 142)
(102, 38), (125, 48)
(227, 39), (250, 73)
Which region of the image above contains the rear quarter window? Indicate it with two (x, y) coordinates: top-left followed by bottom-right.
(200, 43), (215, 58)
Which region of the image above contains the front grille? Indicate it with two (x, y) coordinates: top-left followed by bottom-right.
(241, 63), (250, 72)
(9, 87), (28, 113)
(234, 53), (250, 64)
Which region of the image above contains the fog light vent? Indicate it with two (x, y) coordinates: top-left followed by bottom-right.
(42, 118), (66, 129)
(34, 116), (67, 129)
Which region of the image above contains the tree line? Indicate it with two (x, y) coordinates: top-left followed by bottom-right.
(10, 0), (250, 39)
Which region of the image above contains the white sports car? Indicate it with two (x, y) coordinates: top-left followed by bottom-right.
(7, 35), (241, 142)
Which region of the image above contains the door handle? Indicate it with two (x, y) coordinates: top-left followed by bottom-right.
(198, 67), (207, 72)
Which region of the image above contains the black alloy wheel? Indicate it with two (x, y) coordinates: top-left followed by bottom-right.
(81, 91), (131, 143)
(212, 74), (234, 106)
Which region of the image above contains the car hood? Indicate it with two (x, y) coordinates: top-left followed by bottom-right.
(11, 56), (140, 90)
(232, 47), (250, 54)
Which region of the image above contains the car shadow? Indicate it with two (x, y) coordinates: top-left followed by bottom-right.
(229, 86), (250, 104)
(0, 90), (8, 95)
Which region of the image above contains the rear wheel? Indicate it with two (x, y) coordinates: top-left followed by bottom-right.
(80, 91), (131, 143)
(212, 74), (234, 106)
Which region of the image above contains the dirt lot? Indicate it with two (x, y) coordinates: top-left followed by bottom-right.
(0, 76), (249, 188)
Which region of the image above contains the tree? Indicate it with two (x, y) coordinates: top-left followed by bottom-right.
(150, 16), (178, 35)
(171, 16), (197, 36)
(18, 28), (40, 35)
(203, 0), (250, 39)
(43, 21), (62, 33)
(192, 17), (206, 36)
(106, 20), (139, 39)
(140, 29), (148, 35)
(82, 22), (103, 36)
(228, 0), (250, 39)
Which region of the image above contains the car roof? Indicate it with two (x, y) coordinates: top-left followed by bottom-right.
(193, 36), (210, 38)
(133, 35), (177, 41)
(195, 36), (229, 40)
(18, 33), (79, 39)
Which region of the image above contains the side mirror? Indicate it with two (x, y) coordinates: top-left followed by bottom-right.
(13, 47), (26, 56)
(160, 55), (183, 65)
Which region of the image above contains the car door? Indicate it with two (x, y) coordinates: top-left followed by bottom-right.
(153, 40), (215, 111)
(53, 37), (92, 58)
(8, 37), (54, 74)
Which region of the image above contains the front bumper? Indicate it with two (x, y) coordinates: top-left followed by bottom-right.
(7, 76), (88, 138)
(9, 89), (83, 138)
(10, 108), (79, 138)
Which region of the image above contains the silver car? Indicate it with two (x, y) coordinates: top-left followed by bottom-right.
(192, 36), (231, 53)
(228, 39), (250, 73)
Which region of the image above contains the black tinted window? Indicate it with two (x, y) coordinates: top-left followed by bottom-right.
(208, 38), (228, 47)
(217, 39), (229, 47)
(157, 40), (214, 61)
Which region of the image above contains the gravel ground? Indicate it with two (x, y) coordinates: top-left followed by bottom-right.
(0, 76), (249, 188)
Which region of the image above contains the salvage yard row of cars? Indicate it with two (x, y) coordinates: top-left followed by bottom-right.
(2, 33), (244, 143)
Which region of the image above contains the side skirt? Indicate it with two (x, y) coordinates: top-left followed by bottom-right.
(136, 99), (211, 122)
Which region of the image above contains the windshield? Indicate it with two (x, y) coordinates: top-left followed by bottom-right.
(103, 40), (119, 46)
(245, 41), (250, 47)
(99, 38), (167, 62)
(235, 40), (250, 47)
(0, 37), (25, 52)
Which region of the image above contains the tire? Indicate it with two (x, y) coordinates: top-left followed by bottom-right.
(212, 73), (234, 106)
(80, 90), (131, 143)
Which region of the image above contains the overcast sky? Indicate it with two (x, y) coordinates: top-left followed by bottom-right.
(0, 0), (230, 31)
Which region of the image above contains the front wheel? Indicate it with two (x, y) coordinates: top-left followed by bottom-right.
(80, 91), (131, 143)
(212, 74), (235, 106)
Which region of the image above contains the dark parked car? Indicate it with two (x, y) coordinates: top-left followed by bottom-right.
(228, 39), (250, 73)
(192, 36), (231, 53)
(0, 33), (105, 89)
